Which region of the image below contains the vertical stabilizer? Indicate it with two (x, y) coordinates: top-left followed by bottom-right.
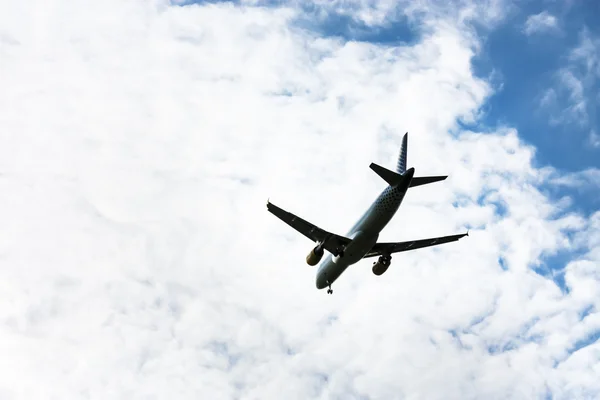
(396, 132), (408, 174)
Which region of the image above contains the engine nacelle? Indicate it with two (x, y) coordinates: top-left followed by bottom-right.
(306, 245), (324, 266)
(372, 261), (390, 276)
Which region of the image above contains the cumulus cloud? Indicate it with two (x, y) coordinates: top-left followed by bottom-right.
(0, 1), (598, 399)
(524, 11), (559, 36)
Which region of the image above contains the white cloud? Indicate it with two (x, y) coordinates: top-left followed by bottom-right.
(268, 0), (511, 31)
(0, 1), (599, 399)
(589, 130), (600, 148)
(550, 167), (600, 190)
(570, 29), (600, 75)
(524, 11), (559, 35)
(541, 28), (599, 138)
(558, 69), (588, 123)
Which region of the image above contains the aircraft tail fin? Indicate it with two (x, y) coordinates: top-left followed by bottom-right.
(409, 176), (447, 188)
(395, 132), (447, 188)
(370, 163), (403, 186)
(396, 132), (408, 174)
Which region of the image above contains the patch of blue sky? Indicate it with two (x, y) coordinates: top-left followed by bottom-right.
(172, 0), (419, 45)
(538, 181), (599, 216)
(484, 317), (547, 354)
(447, 329), (473, 350)
(498, 256), (508, 271)
(569, 329), (600, 355)
(535, 231), (592, 289)
(579, 305), (595, 320)
(476, 190), (508, 217)
(289, 5), (418, 46)
(471, 2), (600, 173)
(529, 214), (591, 291)
(487, 340), (517, 355)
(534, 258), (567, 294)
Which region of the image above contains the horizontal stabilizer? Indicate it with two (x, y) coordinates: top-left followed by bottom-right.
(409, 176), (447, 188)
(370, 163), (403, 186)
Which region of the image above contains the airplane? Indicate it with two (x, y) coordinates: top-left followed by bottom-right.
(267, 132), (468, 294)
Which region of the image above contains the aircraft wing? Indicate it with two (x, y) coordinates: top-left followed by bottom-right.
(267, 201), (351, 254)
(364, 232), (468, 258)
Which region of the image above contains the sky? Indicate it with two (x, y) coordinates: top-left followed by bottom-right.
(0, 0), (599, 399)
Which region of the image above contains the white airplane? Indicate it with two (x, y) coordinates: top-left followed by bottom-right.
(267, 133), (468, 294)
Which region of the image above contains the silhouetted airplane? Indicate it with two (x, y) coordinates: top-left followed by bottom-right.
(267, 133), (468, 294)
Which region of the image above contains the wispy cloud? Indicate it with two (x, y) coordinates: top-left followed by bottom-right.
(558, 69), (588, 123)
(589, 130), (600, 148)
(523, 11), (559, 35)
(0, 1), (599, 399)
(570, 29), (600, 73)
(540, 28), (599, 143)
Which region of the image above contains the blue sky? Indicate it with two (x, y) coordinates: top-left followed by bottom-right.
(472, 2), (599, 170)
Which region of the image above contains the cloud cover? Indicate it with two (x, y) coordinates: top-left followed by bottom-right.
(0, 0), (598, 399)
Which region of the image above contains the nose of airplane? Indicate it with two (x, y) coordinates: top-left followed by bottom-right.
(315, 271), (328, 289)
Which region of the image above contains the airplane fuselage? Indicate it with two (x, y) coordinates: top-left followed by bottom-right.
(315, 167), (415, 289)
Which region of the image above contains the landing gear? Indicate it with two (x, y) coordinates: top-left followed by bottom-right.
(326, 280), (333, 295)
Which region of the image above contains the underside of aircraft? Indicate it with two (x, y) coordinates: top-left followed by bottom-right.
(267, 132), (468, 293)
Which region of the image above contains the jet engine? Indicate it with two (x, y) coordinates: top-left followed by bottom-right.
(306, 244), (324, 266)
(372, 256), (391, 275)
